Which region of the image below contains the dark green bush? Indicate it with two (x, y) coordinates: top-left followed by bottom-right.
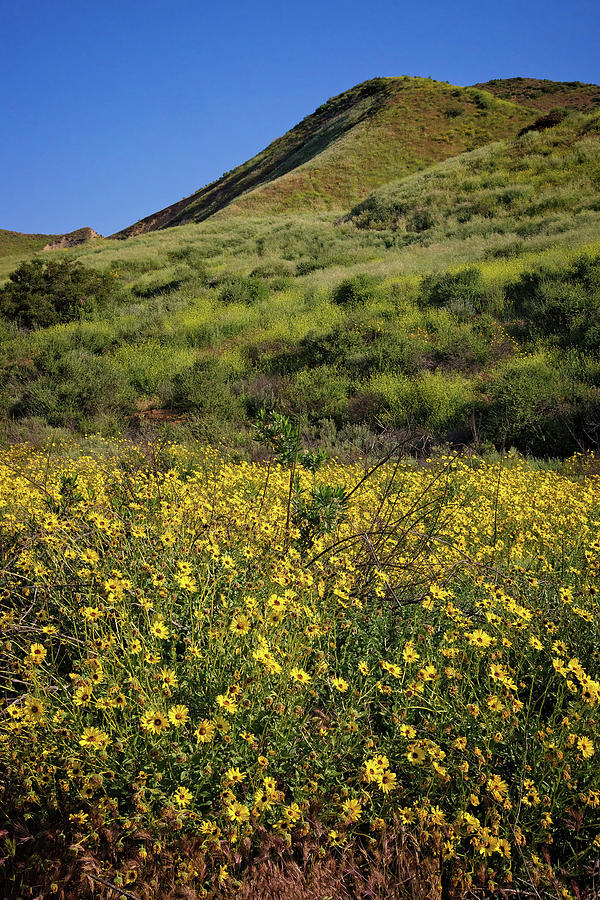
(218, 275), (269, 305)
(408, 209), (436, 232)
(482, 351), (600, 455)
(419, 267), (487, 315)
(332, 274), (379, 307)
(166, 358), (242, 421)
(506, 254), (600, 349)
(250, 262), (291, 279)
(11, 350), (133, 429)
(0, 257), (115, 328)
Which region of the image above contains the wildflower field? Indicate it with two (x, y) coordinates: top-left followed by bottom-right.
(1, 439), (600, 898)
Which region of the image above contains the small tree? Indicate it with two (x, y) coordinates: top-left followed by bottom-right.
(0, 257), (115, 328)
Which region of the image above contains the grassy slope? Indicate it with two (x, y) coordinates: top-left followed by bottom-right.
(2, 83), (600, 455)
(0, 229), (59, 256)
(114, 77), (534, 236)
(346, 110), (600, 234)
(475, 77), (600, 113)
(0, 228), (100, 282)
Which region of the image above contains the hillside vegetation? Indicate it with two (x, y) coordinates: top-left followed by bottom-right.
(346, 110), (600, 235)
(114, 77), (534, 236)
(475, 76), (600, 113)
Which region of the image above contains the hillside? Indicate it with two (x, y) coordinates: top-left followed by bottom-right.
(346, 109), (600, 237)
(1, 75), (600, 458)
(0, 229), (60, 258)
(0, 226), (100, 258)
(475, 76), (600, 113)
(114, 77), (534, 237)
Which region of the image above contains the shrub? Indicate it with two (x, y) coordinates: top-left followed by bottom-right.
(166, 357), (242, 421)
(506, 254), (600, 349)
(482, 350), (600, 454)
(282, 366), (351, 424)
(407, 208), (436, 232)
(11, 350), (133, 429)
(218, 275), (269, 305)
(332, 274), (379, 307)
(419, 267), (487, 316)
(0, 257), (115, 328)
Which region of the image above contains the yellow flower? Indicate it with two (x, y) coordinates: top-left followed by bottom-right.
(230, 613), (251, 636)
(399, 724), (416, 739)
(578, 736), (594, 759)
(73, 684), (93, 706)
(79, 727), (109, 750)
(466, 630), (494, 649)
(168, 705), (190, 728)
(290, 667), (311, 685)
(331, 676), (349, 692)
(216, 694), (238, 714)
(377, 770), (397, 793)
(150, 619), (170, 640)
(226, 801), (250, 824)
(194, 720), (215, 743)
(28, 643), (47, 664)
(402, 642), (420, 663)
(160, 667), (178, 687)
(23, 696), (45, 723)
(173, 786), (193, 807)
(406, 746), (426, 765)
(417, 665), (437, 682)
(224, 767), (246, 785)
(140, 710), (169, 735)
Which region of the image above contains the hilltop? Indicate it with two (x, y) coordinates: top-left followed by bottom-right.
(0, 226), (100, 258)
(114, 76), (535, 237)
(475, 76), (600, 112)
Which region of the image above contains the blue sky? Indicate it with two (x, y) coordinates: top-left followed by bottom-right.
(2, 0), (599, 236)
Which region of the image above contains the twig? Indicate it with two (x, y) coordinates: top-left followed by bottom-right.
(87, 873), (140, 899)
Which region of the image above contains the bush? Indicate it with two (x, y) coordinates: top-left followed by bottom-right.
(0, 257), (115, 328)
(482, 350), (600, 454)
(332, 274), (379, 307)
(218, 275), (269, 305)
(419, 267), (487, 316)
(506, 254), (600, 349)
(11, 350), (133, 429)
(166, 357), (242, 421)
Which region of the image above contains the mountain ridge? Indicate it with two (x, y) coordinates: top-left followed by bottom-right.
(112, 76), (544, 238)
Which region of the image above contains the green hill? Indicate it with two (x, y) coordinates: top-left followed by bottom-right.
(475, 77), (600, 113)
(346, 109), (600, 239)
(114, 76), (535, 236)
(2, 76), (600, 458)
(0, 227), (100, 258)
(0, 229), (60, 258)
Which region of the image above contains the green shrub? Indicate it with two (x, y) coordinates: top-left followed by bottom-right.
(11, 350), (133, 429)
(332, 274), (379, 307)
(482, 350), (600, 454)
(218, 275), (269, 305)
(506, 254), (600, 349)
(165, 357), (242, 421)
(419, 267), (487, 316)
(282, 366), (351, 424)
(0, 257), (115, 328)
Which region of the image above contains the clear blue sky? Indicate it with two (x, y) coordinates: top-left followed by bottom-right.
(2, 0), (599, 236)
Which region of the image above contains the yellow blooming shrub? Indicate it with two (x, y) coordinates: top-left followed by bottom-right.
(1, 440), (600, 894)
